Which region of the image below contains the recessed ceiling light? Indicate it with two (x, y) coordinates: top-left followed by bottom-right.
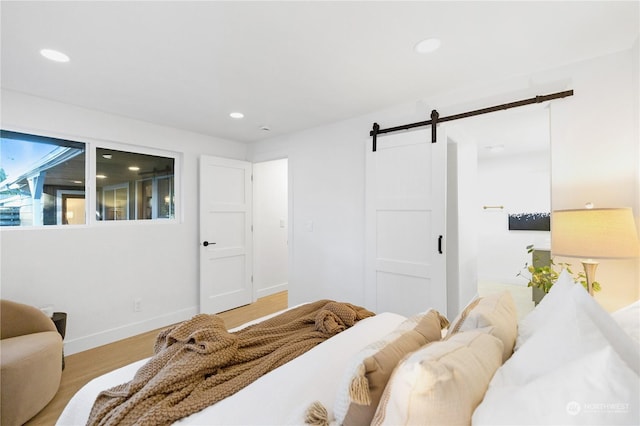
(102, 154), (112, 159)
(128, 166), (140, 171)
(230, 112), (244, 119)
(40, 48), (70, 63)
(414, 38), (441, 54)
(96, 174), (107, 179)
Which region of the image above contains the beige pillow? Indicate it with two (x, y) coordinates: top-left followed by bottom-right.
(372, 330), (504, 426)
(333, 309), (448, 426)
(447, 291), (517, 362)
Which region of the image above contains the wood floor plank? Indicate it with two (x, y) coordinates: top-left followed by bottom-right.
(25, 292), (288, 426)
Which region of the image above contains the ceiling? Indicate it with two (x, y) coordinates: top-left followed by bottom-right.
(1, 1), (638, 144)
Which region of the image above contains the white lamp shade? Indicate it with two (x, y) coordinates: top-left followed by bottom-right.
(551, 208), (639, 259)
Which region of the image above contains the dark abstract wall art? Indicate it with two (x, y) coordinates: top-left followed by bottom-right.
(508, 212), (550, 231)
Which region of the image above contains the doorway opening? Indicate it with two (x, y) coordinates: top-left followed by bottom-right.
(252, 158), (289, 299)
(448, 104), (551, 317)
(57, 190), (86, 225)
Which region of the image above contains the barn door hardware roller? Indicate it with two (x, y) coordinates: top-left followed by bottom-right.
(369, 90), (573, 152)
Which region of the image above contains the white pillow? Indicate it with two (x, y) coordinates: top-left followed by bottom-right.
(472, 345), (640, 425)
(612, 300), (640, 344)
(447, 291), (518, 362)
(491, 283), (640, 388)
(515, 269), (575, 350)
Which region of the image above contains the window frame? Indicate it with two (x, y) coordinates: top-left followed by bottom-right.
(0, 128), (88, 229)
(0, 128), (182, 229)
(90, 142), (181, 226)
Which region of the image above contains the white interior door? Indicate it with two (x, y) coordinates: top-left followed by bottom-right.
(199, 155), (253, 314)
(365, 127), (447, 316)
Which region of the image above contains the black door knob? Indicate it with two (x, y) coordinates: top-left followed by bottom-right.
(203, 241), (216, 247)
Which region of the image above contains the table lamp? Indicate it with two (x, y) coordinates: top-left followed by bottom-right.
(551, 207), (639, 295)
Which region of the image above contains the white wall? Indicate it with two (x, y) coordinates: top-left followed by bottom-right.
(0, 89), (247, 354)
(250, 45), (639, 313)
(253, 159), (288, 298)
(545, 46), (640, 311)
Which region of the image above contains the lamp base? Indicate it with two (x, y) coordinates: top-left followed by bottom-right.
(581, 260), (599, 296)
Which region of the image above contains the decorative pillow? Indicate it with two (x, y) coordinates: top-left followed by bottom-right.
(447, 291), (517, 362)
(514, 269), (575, 350)
(371, 330), (504, 426)
(472, 345), (640, 425)
(612, 300), (640, 344)
(333, 309), (448, 426)
(490, 283), (640, 389)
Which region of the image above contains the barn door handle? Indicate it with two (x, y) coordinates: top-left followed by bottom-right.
(438, 235), (443, 254)
(203, 241), (216, 247)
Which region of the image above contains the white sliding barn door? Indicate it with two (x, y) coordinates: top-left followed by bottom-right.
(199, 155), (253, 314)
(365, 128), (447, 316)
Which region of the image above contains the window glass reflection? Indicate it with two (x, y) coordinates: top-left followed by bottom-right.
(96, 148), (174, 221)
(0, 130), (86, 227)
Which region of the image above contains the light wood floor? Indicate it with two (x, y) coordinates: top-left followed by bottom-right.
(25, 291), (288, 426)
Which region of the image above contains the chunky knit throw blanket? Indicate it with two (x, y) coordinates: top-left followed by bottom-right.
(87, 300), (374, 426)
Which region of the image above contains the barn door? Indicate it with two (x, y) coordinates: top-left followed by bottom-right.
(365, 127), (447, 316)
(199, 155), (253, 314)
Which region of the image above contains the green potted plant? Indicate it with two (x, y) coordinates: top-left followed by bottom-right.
(517, 244), (600, 304)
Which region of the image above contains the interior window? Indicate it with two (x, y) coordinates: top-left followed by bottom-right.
(96, 148), (175, 221)
(0, 132), (177, 226)
(0, 130), (86, 227)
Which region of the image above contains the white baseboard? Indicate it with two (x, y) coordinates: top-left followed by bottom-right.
(62, 306), (198, 356)
(255, 282), (288, 300)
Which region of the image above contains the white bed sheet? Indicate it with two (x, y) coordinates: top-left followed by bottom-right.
(57, 311), (407, 425)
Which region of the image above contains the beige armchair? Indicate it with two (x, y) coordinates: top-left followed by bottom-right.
(1, 299), (63, 426)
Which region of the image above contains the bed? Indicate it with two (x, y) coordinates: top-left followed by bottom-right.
(57, 272), (639, 425)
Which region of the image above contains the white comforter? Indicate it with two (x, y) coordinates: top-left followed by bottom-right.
(56, 311), (407, 425)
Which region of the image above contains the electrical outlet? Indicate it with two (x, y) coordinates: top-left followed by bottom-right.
(134, 298), (142, 312)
